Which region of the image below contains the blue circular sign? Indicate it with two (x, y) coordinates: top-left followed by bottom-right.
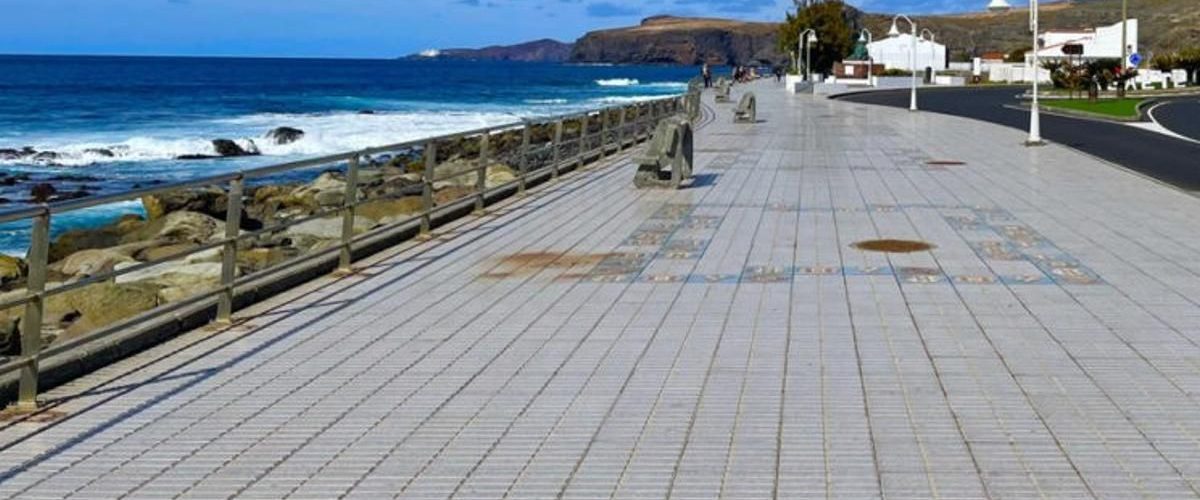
(1129, 53), (1142, 66)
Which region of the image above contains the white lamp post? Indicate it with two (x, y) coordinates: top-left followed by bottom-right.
(859, 29), (874, 87)
(920, 29), (937, 85)
(985, 0), (1042, 145)
(798, 29), (818, 81)
(889, 15), (918, 111)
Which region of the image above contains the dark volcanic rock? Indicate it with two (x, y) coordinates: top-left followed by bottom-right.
(211, 139), (260, 157)
(48, 174), (103, 183)
(176, 154), (219, 161)
(266, 127), (305, 145)
(358, 110), (376, 115)
(31, 151), (62, 165)
(84, 148), (116, 158)
(30, 183), (58, 203)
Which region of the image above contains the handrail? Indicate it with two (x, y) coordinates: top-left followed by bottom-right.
(0, 85), (705, 409)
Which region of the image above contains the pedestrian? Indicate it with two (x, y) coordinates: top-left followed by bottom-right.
(702, 63), (712, 88)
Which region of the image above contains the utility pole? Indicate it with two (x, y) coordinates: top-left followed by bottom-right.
(1120, 0), (1128, 97)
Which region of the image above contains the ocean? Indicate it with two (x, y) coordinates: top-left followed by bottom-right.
(0, 55), (698, 253)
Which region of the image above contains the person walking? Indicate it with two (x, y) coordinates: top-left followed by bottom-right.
(702, 63), (712, 88)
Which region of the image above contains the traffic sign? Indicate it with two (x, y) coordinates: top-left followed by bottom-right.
(1129, 53), (1142, 67)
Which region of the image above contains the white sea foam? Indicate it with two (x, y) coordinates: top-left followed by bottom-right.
(642, 82), (689, 89)
(596, 78), (639, 87)
(1, 110), (524, 167)
(523, 98), (570, 105)
(589, 95), (664, 105)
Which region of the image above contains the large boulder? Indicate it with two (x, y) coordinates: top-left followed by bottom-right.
(211, 139), (260, 157)
(244, 184), (316, 226)
(356, 198), (424, 226)
(125, 211), (224, 244)
(116, 261), (225, 303)
(265, 127), (305, 145)
(291, 172), (355, 208)
(141, 188), (227, 221)
(49, 227), (124, 263)
(238, 247), (297, 273)
(0, 255), (26, 286)
(55, 248), (136, 278)
(286, 216), (373, 241)
(41, 282), (162, 340)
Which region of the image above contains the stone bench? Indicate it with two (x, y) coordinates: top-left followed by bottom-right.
(633, 117), (694, 190)
(734, 92), (756, 123)
(714, 78), (731, 103)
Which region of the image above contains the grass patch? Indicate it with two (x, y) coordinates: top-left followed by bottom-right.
(1040, 98), (1145, 118)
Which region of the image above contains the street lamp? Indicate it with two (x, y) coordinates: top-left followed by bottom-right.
(859, 29), (874, 86)
(889, 14), (918, 111)
(983, 0), (1042, 145)
(798, 29), (818, 81)
(1120, 0), (1129, 96)
(920, 29), (937, 85)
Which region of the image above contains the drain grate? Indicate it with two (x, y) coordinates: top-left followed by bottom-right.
(925, 160), (967, 166)
(852, 239), (936, 253)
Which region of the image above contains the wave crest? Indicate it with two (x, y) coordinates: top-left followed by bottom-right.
(596, 78), (639, 87)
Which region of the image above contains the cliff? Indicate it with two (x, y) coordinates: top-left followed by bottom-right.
(407, 39), (573, 63)
(570, 16), (786, 66)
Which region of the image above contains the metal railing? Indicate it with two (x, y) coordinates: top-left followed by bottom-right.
(0, 84), (703, 409)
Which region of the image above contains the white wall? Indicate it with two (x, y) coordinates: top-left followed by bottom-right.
(868, 34), (947, 72)
(1034, 19), (1139, 66)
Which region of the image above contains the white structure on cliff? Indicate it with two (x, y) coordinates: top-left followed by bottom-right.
(867, 34), (947, 72)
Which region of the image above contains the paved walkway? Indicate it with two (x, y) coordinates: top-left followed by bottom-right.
(3, 81), (1200, 499)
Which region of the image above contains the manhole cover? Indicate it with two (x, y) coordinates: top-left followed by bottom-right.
(925, 160), (967, 166)
(852, 239), (936, 253)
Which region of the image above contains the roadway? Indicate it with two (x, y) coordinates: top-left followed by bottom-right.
(836, 86), (1200, 192)
(1148, 98), (1200, 143)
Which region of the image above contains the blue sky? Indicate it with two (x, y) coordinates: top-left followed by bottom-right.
(0, 0), (982, 58)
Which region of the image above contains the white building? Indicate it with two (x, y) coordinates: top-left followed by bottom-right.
(867, 34), (947, 72)
(988, 19), (1140, 83)
(1032, 19), (1138, 66)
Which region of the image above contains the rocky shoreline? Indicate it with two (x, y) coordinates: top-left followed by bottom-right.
(0, 105), (656, 358)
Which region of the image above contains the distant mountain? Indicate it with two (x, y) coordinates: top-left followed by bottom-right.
(406, 1), (1197, 66)
(570, 16), (786, 66)
(404, 39), (573, 63)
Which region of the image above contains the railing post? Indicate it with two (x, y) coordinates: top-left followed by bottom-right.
(618, 107), (627, 151)
(338, 155), (360, 273)
(15, 207), (49, 410)
(475, 133), (489, 214)
(421, 141), (436, 236)
(577, 114), (588, 170)
(217, 175), (243, 324)
(518, 123), (530, 196)
(551, 119), (563, 181)
(600, 110), (609, 160)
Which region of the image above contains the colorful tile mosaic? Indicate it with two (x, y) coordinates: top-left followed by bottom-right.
(952, 207), (1103, 286)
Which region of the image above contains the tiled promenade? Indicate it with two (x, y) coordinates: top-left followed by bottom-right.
(2, 81), (1200, 499)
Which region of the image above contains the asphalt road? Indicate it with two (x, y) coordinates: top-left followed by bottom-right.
(835, 87), (1200, 192)
(1148, 99), (1200, 143)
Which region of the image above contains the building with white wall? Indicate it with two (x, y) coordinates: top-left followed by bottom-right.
(1032, 19), (1138, 66)
(867, 34), (947, 72)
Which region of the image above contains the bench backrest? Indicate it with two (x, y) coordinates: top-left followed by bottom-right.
(737, 92), (756, 111)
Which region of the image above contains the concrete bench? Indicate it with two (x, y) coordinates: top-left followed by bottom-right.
(734, 92), (756, 123)
(714, 78), (731, 103)
(633, 117), (694, 190)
